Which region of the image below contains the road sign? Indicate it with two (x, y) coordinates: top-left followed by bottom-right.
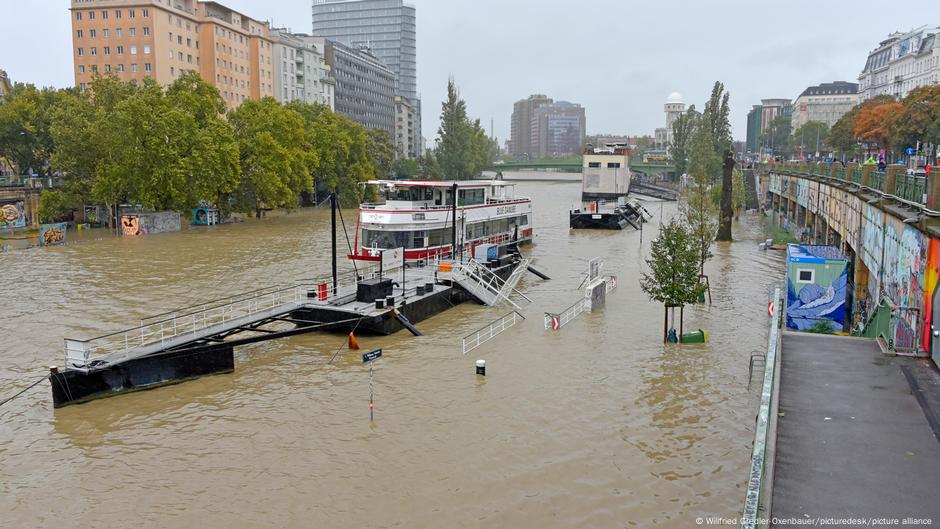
(906, 147), (915, 156)
(768, 300), (776, 318)
(362, 348), (383, 363)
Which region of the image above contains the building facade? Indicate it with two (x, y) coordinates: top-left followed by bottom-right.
(746, 105), (762, 154)
(531, 101), (586, 159)
(312, 0), (420, 157)
(271, 30), (335, 109)
(315, 38), (395, 138)
(859, 26), (940, 102)
(395, 95), (417, 159)
(791, 81), (859, 130)
(509, 94), (552, 158)
(760, 98), (791, 135)
(664, 92), (685, 146)
(70, 0), (274, 108)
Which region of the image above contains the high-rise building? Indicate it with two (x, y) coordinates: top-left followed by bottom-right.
(746, 105), (763, 154)
(310, 38), (395, 138)
(531, 101), (586, 159)
(791, 81), (858, 130)
(664, 92), (686, 146)
(69, 0), (274, 108)
(509, 94), (552, 158)
(312, 0), (420, 157)
(395, 96), (417, 159)
(271, 30), (335, 109)
(760, 98), (791, 135)
(859, 26), (940, 102)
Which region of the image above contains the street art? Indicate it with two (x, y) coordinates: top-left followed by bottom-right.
(861, 204), (884, 304)
(844, 194), (862, 250)
(84, 205), (102, 225)
(797, 179), (810, 209)
(39, 223), (67, 247)
(882, 218), (926, 351)
(0, 200), (26, 229)
(192, 207), (219, 226)
(121, 215), (140, 236)
(786, 245), (849, 332)
(923, 240), (940, 352)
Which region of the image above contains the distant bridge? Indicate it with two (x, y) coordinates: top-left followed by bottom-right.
(491, 159), (677, 176)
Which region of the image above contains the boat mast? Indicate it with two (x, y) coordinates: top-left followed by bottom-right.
(331, 192), (338, 295)
(451, 182), (458, 261)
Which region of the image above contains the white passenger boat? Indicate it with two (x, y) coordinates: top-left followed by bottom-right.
(350, 180), (533, 262)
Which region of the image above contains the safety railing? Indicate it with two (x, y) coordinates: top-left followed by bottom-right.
(896, 173), (927, 204)
(741, 287), (782, 529)
(544, 298), (588, 331)
(65, 284), (308, 368)
(461, 310), (525, 354)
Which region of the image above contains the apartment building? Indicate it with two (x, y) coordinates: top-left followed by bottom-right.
(70, 0), (274, 108)
(395, 95), (416, 158)
(271, 30), (335, 110)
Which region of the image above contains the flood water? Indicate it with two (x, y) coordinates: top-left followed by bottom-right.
(1, 178), (784, 528)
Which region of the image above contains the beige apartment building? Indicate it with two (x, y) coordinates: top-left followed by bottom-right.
(70, 0), (273, 108)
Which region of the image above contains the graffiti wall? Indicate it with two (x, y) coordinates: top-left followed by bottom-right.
(39, 223), (67, 247)
(786, 245), (849, 332)
(881, 216), (927, 350)
(796, 179), (810, 209)
(923, 240), (940, 352)
(0, 200), (27, 229)
(860, 204), (884, 305)
(120, 212), (181, 236)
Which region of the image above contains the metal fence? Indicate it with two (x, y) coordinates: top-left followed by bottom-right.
(461, 311), (526, 354)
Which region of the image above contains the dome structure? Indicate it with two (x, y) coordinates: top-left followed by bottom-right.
(666, 92), (684, 104)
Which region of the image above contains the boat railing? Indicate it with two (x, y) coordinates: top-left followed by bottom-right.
(65, 283), (309, 369)
(461, 310), (526, 354)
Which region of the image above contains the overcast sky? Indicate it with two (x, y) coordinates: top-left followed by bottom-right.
(1, 1), (936, 144)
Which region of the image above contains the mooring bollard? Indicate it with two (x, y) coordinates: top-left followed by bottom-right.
(476, 359), (486, 376)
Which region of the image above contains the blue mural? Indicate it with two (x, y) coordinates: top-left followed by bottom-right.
(786, 245), (849, 332)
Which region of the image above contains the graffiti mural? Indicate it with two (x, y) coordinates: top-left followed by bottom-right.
(797, 179), (810, 209)
(39, 223), (67, 247)
(121, 215), (141, 236)
(923, 240), (940, 352)
(192, 207), (219, 226)
(786, 245), (849, 332)
(882, 217), (927, 351)
(0, 200), (26, 229)
(844, 194), (862, 251)
(861, 204), (884, 303)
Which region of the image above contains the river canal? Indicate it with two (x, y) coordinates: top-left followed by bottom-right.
(1, 178), (784, 528)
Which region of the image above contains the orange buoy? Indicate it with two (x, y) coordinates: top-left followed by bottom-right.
(348, 331), (360, 350)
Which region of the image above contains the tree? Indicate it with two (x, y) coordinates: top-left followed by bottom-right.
(228, 97), (317, 217)
(366, 128), (395, 179)
(0, 83), (67, 176)
(393, 158), (418, 179)
(640, 218), (702, 342)
(854, 99), (903, 151)
(684, 121), (719, 275)
(38, 189), (71, 223)
(670, 105), (697, 175)
(701, 82), (732, 167)
(416, 150), (441, 180)
(890, 86), (940, 151)
(791, 121), (829, 155)
(717, 150), (735, 241)
(763, 114), (792, 158)
(829, 106), (860, 158)
(435, 78), (484, 180)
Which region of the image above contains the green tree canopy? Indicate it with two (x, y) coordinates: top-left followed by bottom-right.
(891, 86), (940, 151)
(640, 218), (702, 308)
(434, 79), (492, 180)
(366, 128), (395, 179)
(670, 104), (698, 175)
(791, 120), (829, 155)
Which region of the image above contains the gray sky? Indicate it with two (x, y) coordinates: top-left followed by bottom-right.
(0, 1), (936, 144)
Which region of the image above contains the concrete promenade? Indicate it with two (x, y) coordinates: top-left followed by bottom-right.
(771, 333), (940, 527)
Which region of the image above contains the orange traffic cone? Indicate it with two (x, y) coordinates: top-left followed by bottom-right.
(348, 331), (360, 350)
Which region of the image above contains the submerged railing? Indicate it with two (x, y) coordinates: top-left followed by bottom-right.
(461, 311), (525, 354)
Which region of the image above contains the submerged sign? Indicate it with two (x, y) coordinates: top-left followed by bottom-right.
(362, 348), (383, 363)
(39, 223), (67, 246)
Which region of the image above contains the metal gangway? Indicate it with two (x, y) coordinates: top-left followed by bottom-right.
(64, 284), (312, 371)
(451, 258), (532, 308)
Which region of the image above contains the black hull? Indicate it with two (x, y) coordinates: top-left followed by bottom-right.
(570, 212), (629, 230)
(50, 343), (234, 408)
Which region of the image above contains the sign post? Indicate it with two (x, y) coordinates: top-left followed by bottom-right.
(362, 348), (383, 421)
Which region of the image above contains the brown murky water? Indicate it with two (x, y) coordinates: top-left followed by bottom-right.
(0, 179), (784, 528)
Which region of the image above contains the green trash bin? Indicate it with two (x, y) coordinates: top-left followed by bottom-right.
(680, 329), (708, 344)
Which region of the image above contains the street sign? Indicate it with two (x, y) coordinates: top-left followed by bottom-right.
(362, 348), (383, 363)
(906, 147), (915, 156)
(767, 300), (776, 318)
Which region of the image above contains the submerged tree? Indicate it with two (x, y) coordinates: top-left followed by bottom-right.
(434, 78), (493, 180)
(670, 104), (698, 176)
(716, 150), (735, 242)
(683, 121), (719, 275)
(640, 218), (702, 342)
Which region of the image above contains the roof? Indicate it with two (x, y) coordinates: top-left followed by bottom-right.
(787, 244), (846, 263)
(365, 180), (514, 188)
(666, 92), (683, 103)
(798, 81), (859, 98)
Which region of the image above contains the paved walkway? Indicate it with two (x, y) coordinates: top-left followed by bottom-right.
(771, 333), (940, 528)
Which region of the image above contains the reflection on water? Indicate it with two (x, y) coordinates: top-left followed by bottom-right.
(0, 178), (784, 528)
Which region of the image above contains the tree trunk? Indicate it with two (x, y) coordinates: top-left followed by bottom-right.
(679, 305), (684, 343)
(663, 305), (668, 343)
(717, 150), (734, 241)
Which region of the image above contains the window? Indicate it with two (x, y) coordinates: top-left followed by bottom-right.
(77, 47), (84, 56)
(78, 65), (85, 74)
(118, 64), (125, 72)
(88, 11), (94, 20)
(129, 28), (136, 36)
(588, 162), (601, 168)
(76, 11), (82, 21)
(103, 46), (110, 55)
(104, 64), (111, 72)
(131, 64), (137, 72)
(145, 63), (152, 72)
(116, 28), (122, 37)
(607, 162), (621, 168)
(797, 269), (815, 284)
(129, 9), (135, 18)
(142, 8), (149, 17)
(115, 9), (121, 19)
(143, 45), (151, 54)
(143, 27), (149, 36)
(130, 45), (137, 55)
(89, 29), (96, 37)
(90, 47), (97, 56)
(178, 35), (182, 45)
(187, 54), (192, 64)
(76, 29), (83, 38)
(102, 29), (109, 37)
(116, 45), (124, 54)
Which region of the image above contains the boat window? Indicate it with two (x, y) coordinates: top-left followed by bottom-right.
(588, 162), (601, 168)
(458, 188), (485, 206)
(607, 162), (621, 168)
(363, 228), (452, 249)
(388, 187), (432, 202)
